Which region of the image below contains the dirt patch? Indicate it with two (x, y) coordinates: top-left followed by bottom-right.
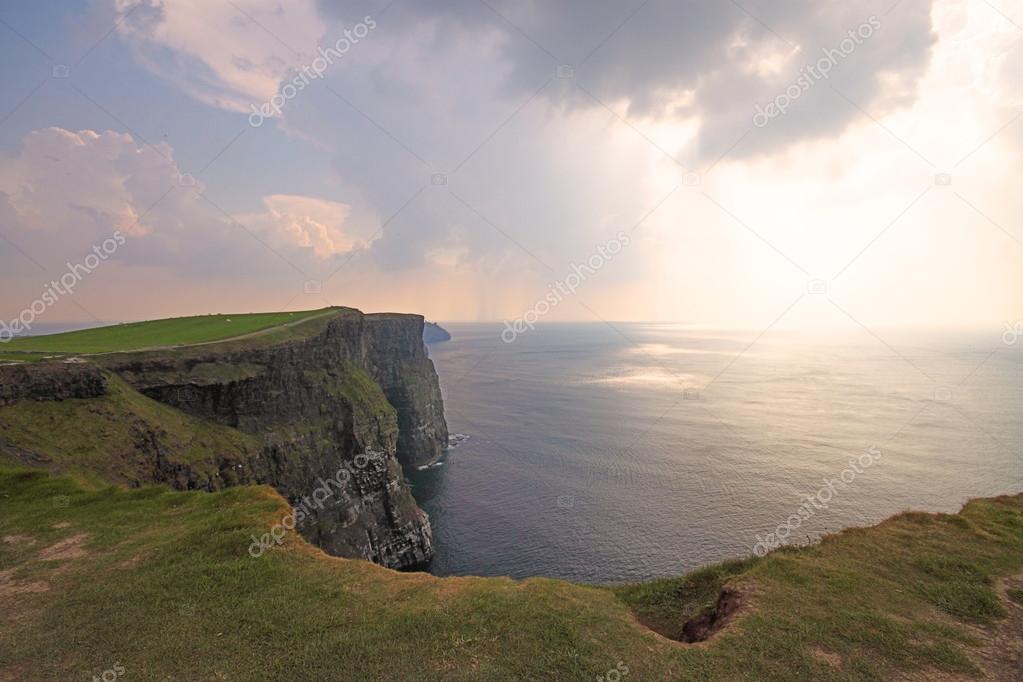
(0, 568), (49, 598)
(2, 534), (35, 545)
(810, 647), (842, 668)
(52, 522), (71, 529)
(37, 533), (88, 561)
(680, 588), (744, 643)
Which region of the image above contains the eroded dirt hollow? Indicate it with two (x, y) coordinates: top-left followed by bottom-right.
(680, 588), (744, 644)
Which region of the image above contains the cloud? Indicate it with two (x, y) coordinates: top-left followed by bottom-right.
(99, 0), (943, 279)
(317, 0), (938, 160)
(242, 194), (365, 260)
(240, 0), (937, 284)
(113, 0), (326, 113)
(114, 0), (938, 160)
(0, 127), (364, 277)
(0, 127), (182, 242)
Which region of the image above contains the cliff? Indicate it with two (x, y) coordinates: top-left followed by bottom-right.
(0, 308), (448, 570)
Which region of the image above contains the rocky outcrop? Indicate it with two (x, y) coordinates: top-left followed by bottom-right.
(422, 322), (451, 344)
(0, 309), (447, 570)
(0, 362), (107, 406)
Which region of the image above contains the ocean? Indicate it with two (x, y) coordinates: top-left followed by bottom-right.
(411, 322), (1023, 584)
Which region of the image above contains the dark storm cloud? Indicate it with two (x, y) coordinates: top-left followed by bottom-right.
(293, 1), (937, 273)
(319, 0), (937, 160)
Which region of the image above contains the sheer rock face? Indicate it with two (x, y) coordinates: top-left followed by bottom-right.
(363, 315), (449, 469)
(1, 310), (447, 570)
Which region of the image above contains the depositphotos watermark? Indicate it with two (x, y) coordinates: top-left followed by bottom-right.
(248, 451), (380, 557)
(91, 662), (125, 682)
(249, 16), (377, 127)
(0, 231), (126, 343)
(1003, 321), (1023, 346)
(752, 446), (882, 557)
(596, 661), (630, 682)
(753, 16), (881, 128)
(501, 231), (632, 343)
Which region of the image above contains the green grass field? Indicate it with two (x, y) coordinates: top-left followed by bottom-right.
(1, 467), (1021, 681)
(0, 309), (335, 355)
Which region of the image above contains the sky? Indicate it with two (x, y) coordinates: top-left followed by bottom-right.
(0, 0), (1020, 332)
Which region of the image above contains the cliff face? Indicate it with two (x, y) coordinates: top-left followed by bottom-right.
(0, 309), (448, 570)
(364, 315), (448, 469)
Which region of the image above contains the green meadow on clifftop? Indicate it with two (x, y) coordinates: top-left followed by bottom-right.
(1, 467), (1021, 681)
(1, 308), (336, 356)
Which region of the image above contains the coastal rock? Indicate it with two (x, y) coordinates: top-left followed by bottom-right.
(422, 322), (451, 344)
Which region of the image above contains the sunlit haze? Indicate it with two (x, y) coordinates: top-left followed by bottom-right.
(0, 0), (1020, 332)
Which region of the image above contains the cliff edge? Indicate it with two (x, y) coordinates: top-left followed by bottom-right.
(0, 307), (448, 570)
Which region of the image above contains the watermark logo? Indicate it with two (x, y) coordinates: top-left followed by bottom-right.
(597, 661), (630, 682)
(753, 16), (881, 128)
(91, 663), (125, 682)
(1002, 321), (1022, 346)
(249, 16), (377, 127)
(807, 279), (828, 295)
(502, 231), (631, 343)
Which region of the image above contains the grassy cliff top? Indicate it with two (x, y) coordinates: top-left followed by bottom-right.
(0, 308), (345, 356)
(1, 467), (1021, 680)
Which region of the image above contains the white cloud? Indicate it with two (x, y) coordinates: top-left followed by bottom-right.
(244, 194), (366, 260)
(0, 127), (178, 240)
(0, 127), (365, 275)
(113, 0), (325, 113)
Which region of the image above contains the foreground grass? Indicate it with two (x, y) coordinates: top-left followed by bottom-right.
(1, 469), (1021, 681)
(1, 309), (333, 355)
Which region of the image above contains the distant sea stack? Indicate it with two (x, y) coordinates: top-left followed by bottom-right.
(422, 322), (451, 344)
